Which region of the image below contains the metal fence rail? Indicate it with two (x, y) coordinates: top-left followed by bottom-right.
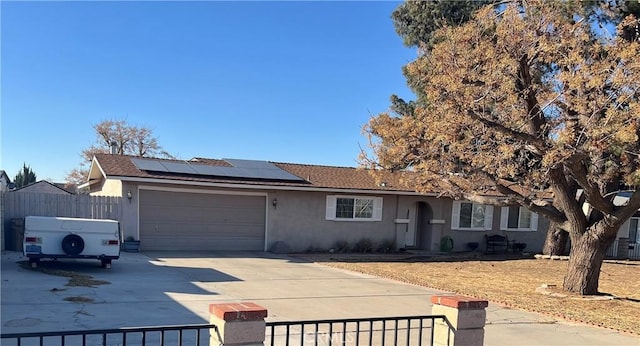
(265, 315), (449, 346)
(0, 323), (217, 346)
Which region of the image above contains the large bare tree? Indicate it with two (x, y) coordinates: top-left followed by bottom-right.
(66, 119), (172, 185)
(365, 1), (640, 295)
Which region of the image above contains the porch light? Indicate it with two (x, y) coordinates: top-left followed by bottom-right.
(272, 198), (278, 207)
(127, 190), (132, 202)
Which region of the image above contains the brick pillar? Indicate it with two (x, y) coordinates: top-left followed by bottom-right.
(431, 295), (488, 346)
(209, 302), (268, 346)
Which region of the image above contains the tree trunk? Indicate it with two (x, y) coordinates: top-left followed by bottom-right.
(563, 233), (612, 295)
(542, 222), (569, 255)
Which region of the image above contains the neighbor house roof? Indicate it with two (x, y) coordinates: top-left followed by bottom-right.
(87, 154), (420, 194)
(12, 180), (73, 194)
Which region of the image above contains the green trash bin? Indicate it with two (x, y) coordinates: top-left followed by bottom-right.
(440, 235), (454, 252)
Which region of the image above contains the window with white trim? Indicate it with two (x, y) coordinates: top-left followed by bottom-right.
(326, 196), (383, 221)
(500, 206), (538, 231)
(451, 201), (493, 230)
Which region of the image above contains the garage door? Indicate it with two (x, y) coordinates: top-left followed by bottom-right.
(139, 190), (266, 251)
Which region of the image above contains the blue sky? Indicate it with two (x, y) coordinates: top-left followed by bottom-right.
(1, 1), (415, 182)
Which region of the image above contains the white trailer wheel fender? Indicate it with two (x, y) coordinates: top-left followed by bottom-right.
(61, 234), (85, 255)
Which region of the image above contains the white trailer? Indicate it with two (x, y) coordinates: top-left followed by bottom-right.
(23, 216), (121, 268)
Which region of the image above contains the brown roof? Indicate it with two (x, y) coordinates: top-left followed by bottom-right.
(92, 154), (416, 193)
(272, 162), (414, 192)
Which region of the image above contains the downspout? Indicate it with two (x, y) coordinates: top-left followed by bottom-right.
(395, 195), (400, 223)
(405, 206), (410, 249)
(394, 195), (400, 249)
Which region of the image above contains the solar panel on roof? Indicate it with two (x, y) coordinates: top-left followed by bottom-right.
(160, 161), (198, 174)
(192, 165), (233, 176)
(131, 158), (169, 172)
(130, 157), (304, 181)
(224, 159), (304, 181)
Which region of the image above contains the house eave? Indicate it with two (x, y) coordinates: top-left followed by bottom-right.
(80, 157), (110, 190)
(106, 175), (435, 196)
(78, 179), (99, 189)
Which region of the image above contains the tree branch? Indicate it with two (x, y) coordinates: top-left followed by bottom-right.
(566, 155), (615, 214)
(548, 166), (588, 233)
(466, 109), (546, 156)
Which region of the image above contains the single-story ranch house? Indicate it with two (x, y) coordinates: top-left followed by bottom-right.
(83, 153), (553, 253)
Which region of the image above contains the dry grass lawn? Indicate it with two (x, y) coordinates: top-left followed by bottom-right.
(294, 254), (640, 335)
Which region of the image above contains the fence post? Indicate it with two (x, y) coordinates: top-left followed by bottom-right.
(209, 302), (267, 346)
(431, 295), (488, 346)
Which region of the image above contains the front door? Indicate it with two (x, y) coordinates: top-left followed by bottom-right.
(417, 202), (433, 250)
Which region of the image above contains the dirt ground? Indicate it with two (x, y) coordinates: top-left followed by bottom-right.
(294, 253), (640, 335)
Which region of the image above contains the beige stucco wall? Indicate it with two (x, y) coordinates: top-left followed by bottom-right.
(90, 179), (123, 197)
(89, 179), (132, 239)
(90, 180), (145, 241)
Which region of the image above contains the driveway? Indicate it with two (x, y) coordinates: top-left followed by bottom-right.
(1, 251), (638, 345)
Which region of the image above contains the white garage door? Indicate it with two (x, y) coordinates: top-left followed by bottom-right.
(139, 190), (266, 251)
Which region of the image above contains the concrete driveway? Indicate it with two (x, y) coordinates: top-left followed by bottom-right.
(1, 251), (638, 345)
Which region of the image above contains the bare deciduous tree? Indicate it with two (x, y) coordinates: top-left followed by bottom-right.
(66, 119), (173, 185)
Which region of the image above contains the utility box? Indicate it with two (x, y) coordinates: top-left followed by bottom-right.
(11, 218), (25, 251)
(3, 218), (24, 251)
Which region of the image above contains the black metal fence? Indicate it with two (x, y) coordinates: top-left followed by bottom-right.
(265, 315), (449, 346)
(1, 316), (451, 346)
(0, 323), (217, 346)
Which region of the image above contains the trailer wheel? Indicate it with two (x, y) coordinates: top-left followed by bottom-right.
(61, 234), (85, 255)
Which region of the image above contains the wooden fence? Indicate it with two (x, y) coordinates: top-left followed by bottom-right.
(2, 192), (122, 221)
(1, 192), (122, 250)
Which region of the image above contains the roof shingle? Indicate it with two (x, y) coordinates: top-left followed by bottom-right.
(92, 154), (415, 192)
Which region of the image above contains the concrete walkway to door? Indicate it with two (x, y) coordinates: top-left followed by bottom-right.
(2, 251), (638, 345)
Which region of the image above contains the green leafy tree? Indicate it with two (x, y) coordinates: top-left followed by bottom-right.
(392, 0), (496, 49)
(13, 163), (37, 188)
(66, 119), (173, 185)
(365, 0), (640, 295)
